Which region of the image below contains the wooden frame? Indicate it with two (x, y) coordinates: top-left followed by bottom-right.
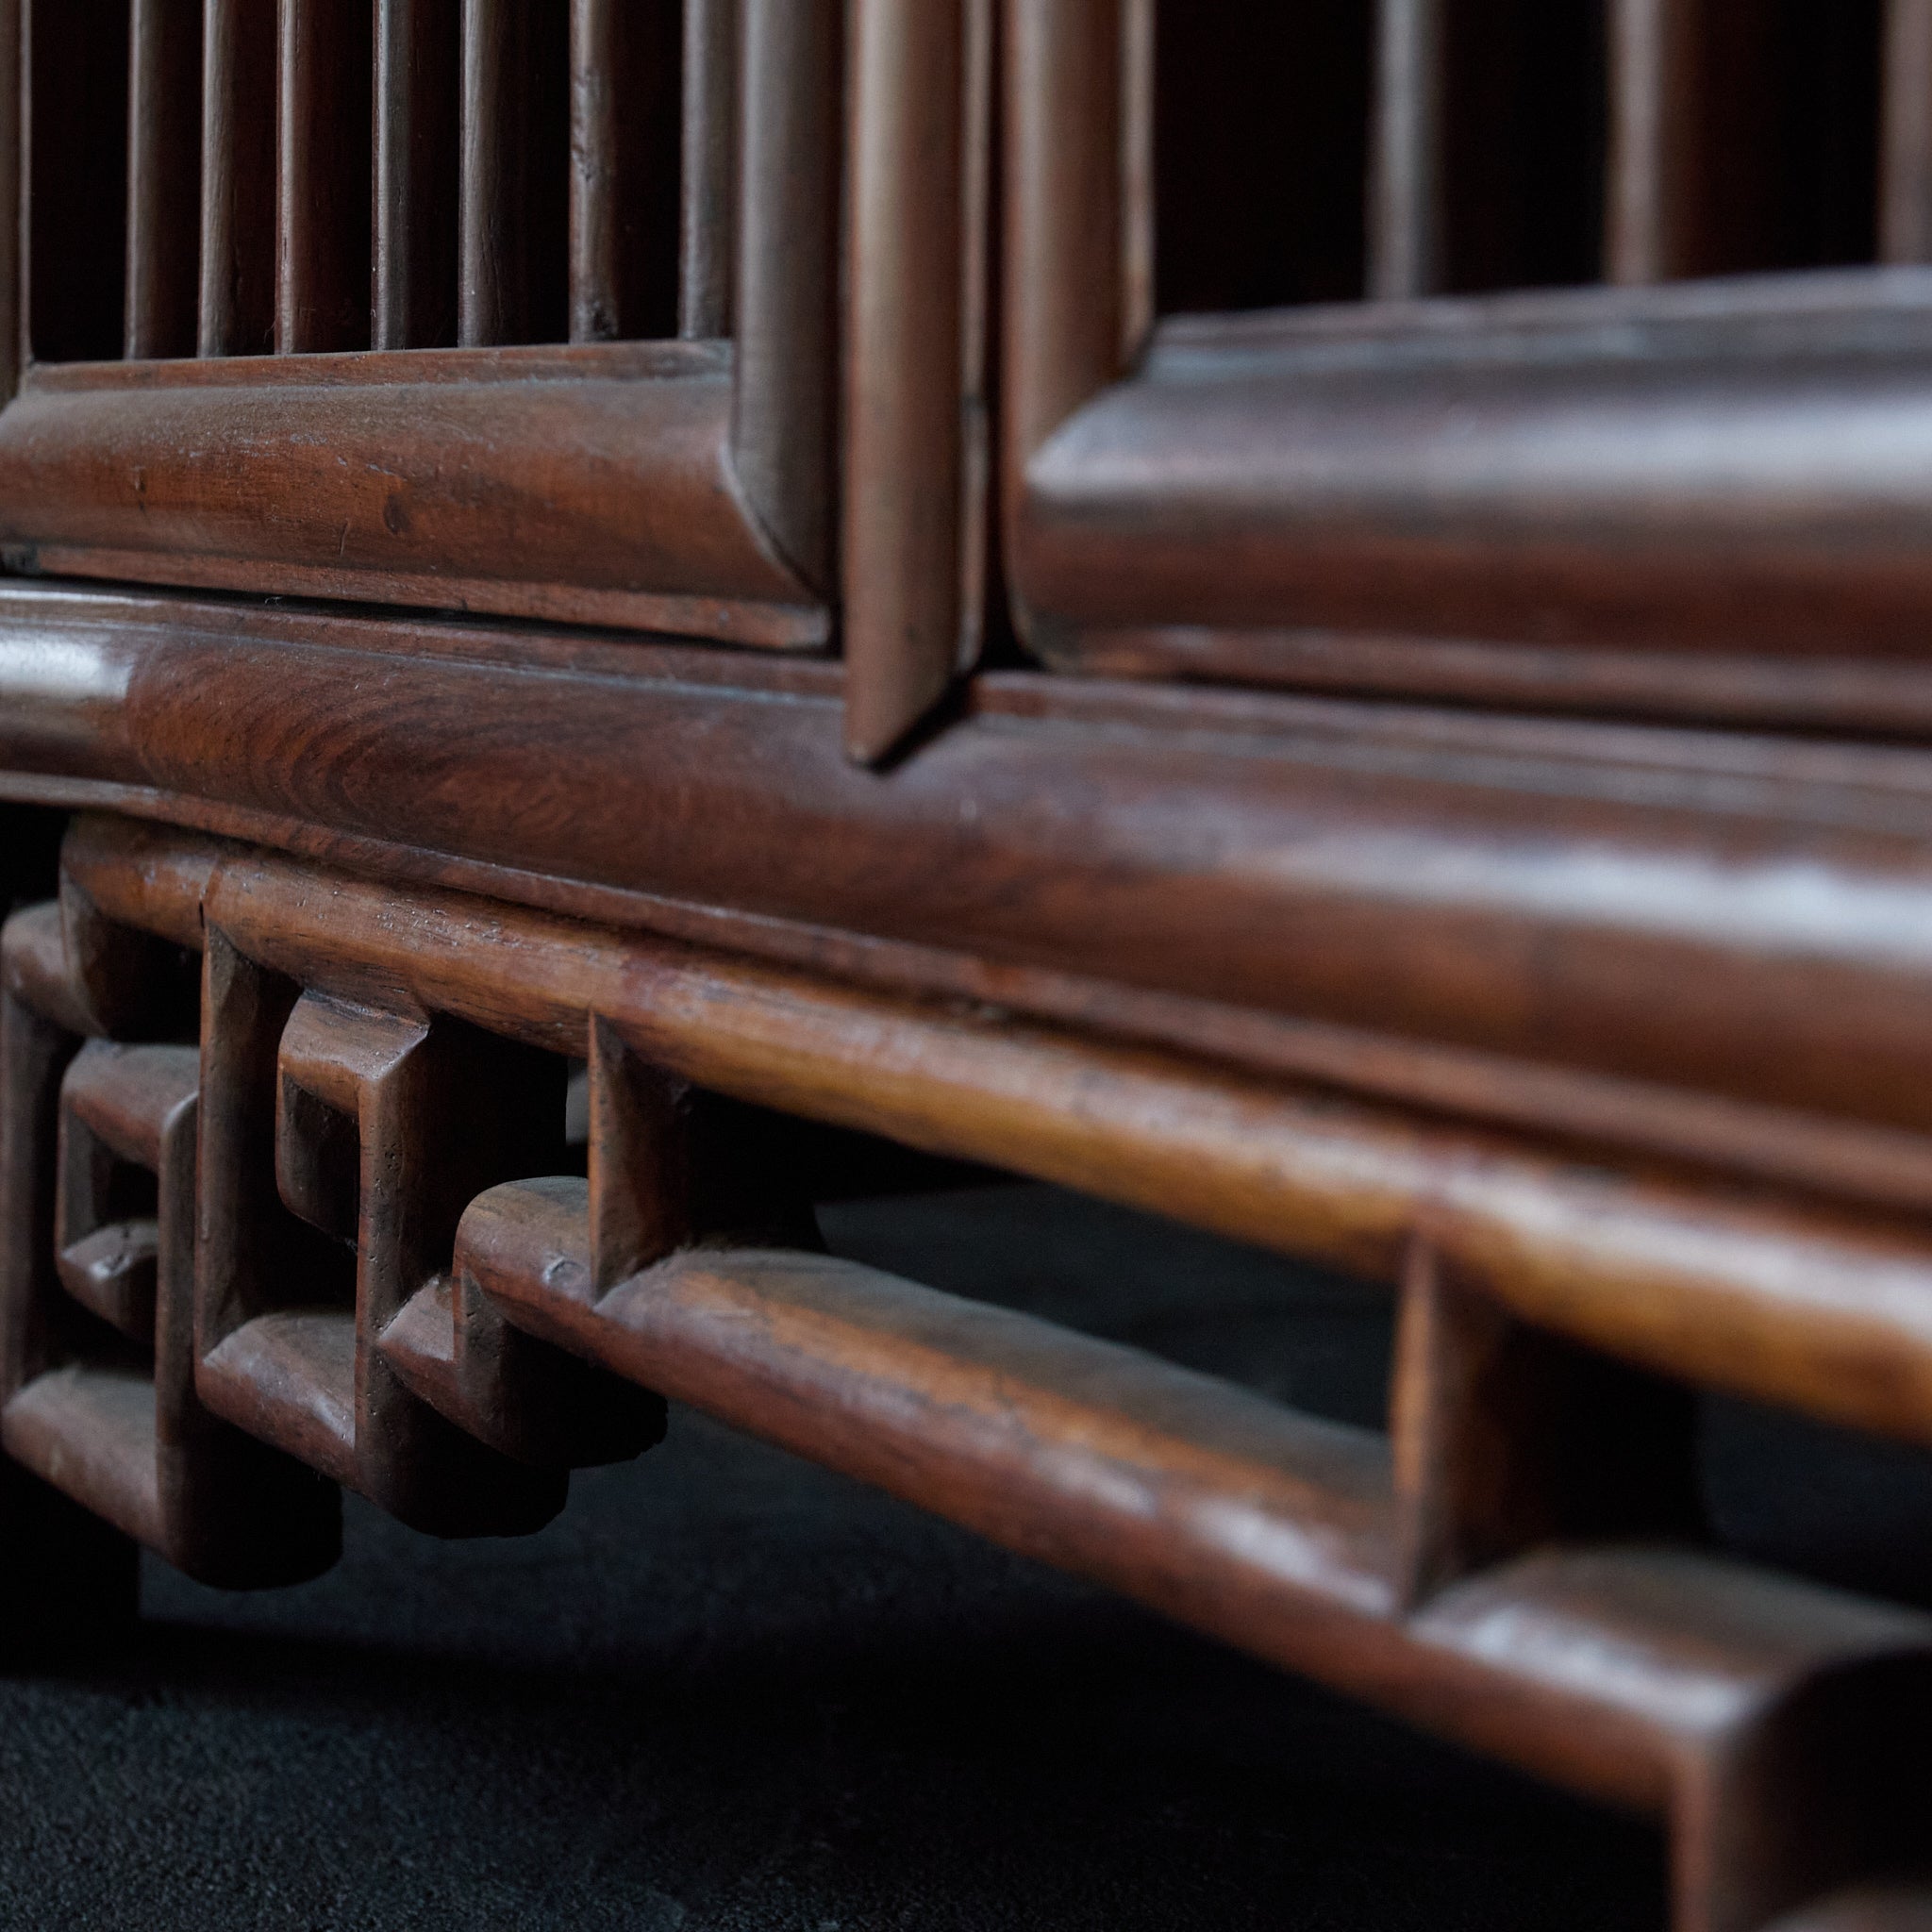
(22, 580), (1932, 1228)
(0, 0), (841, 650)
(12, 9), (1932, 1923)
(1001, 0), (1932, 732)
(3, 808), (1930, 1932)
(841, 0), (990, 758)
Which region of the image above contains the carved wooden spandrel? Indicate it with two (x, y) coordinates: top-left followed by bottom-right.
(194, 944), (570, 1534)
(374, 1010), (666, 1471)
(191, 916), (670, 1526)
(0, 891), (338, 1599)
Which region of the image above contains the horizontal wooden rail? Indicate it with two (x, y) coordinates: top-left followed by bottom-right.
(0, 348), (823, 644)
(1020, 275), (1932, 683)
(461, 1175), (1932, 1932)
(20, 588), (1932, 1208)
(38, 815), (1932, 1453)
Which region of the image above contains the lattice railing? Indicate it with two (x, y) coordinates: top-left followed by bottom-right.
(5, 810), (1932, 1932)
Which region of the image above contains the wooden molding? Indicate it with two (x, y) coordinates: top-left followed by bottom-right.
(2, 807), (1930, 1932)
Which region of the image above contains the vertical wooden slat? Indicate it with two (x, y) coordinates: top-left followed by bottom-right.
(1606, 0), (1700, 283)
(678, 0), (737, 339)
(1001, 0), (1130, 575)
(125, 0), (202, 359)
(458, 0), (566, 346)
(1368, 0), (1444, 299)
(733, 0), (842, 595)
(0, 0), (21, 398)
(843, 0), (984, 762)
(277, 0), (373, 353)
(25, 0), (130, 364)
(568, 0), (680, 343)
(1390, 1240), (1704, 1608)
(374, 0), (459, 350)
(1117, 0), (1153, 361)
(1885, 0), (1932, 262)
(198, 0), (275, 357)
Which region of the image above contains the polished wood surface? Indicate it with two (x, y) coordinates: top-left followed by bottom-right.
(197, 0), (275, 358)
(25, 589), (1932, 1169)
(458, 0), (565, 347)
(123, 0), (200, 361)
(0, 347), (824, 642)
(8, 5), (1932, 1920)
(841, 0), (986, 759)
(1368, 0), (1444, 300)
(277, 0), (373, 354)
(10, 0), (853, 661)
(1017, 274), (1932, 709)
(22, 814), (1932, 1465)
(373, 0), (458, 351)
(3, 810), (1927, 1926)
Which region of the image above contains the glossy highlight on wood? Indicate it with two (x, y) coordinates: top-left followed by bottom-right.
(10, 5), (1932, 1921)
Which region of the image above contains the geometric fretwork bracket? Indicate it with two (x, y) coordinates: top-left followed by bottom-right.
(194, 936), (659, 1535)
(0, 900), (337, 1591)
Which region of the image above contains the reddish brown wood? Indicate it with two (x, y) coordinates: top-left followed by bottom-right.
(0, 348), (826, 643)
(374, 0), (460, 350)
(1000, 0), (1129, 565)
(124, 0), (201, 359)
(1391, 1238), (1703, 1606)
(4, 7), (1932, 1916)
(841, 0), (986, 760)
(731, 0), (842, 596)
(10, 805), (1932, 1917)
(1, 895), (338, 1587)
(462, 1174), (1932, 1932)
(1606, 0), (1701, 283)
(1, 912), (81, 1404)
(1015, 275), (1932, 683)
(567, 0), (678, 343)
(458, 0), (566, 346)
(197, 0), (276, 357)
(0, 0), (19, 401)
(678, 0), (736, 340)
(34, 594), (1932, 1175)
(56, 1041), (192, 1341)
(5, 7), (841, 653)
(278, 0), (374, 354)
(1007, 3), (1887, 691)
(0, 899), (144, 1635)
(1607, 1), (1878, 286)
(195, 941), (563, 1532)
(26, 827), (1905, 1456)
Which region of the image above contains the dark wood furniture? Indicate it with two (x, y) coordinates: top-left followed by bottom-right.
(6, 5), (1932, 1927)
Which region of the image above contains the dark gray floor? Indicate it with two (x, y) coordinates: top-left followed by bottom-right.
(5, 1181), (1928, 1930)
